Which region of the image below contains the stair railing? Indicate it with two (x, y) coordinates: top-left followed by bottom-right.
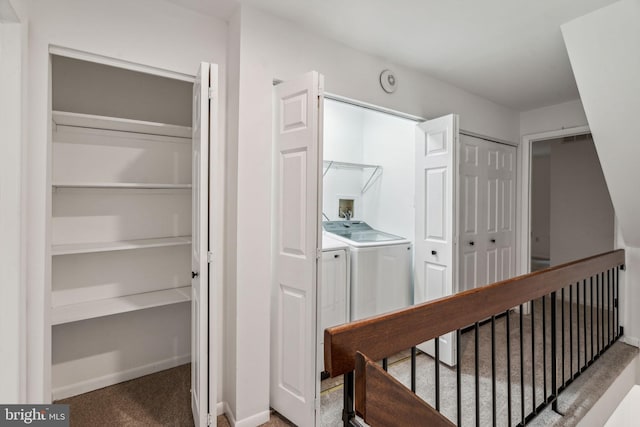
(325, 250), (626, 426)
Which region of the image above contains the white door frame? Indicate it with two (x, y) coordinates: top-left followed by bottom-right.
(518, 125), (591, 275)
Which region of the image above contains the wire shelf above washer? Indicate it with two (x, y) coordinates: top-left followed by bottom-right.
(322, 160), (383, 194)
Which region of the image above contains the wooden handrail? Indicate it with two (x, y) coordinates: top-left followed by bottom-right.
(325, 249), (625, 377)
(355, 352), (455, 426)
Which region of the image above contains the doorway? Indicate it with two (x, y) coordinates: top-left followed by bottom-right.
(529, 132), (615, 271)
(318, 99), (518, 424)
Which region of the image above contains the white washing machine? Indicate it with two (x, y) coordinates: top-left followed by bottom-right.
(323, 221), (413, 321)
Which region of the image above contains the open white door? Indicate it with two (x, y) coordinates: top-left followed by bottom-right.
(271, 71), (324, 427)
(414, 114), (459, 367)
(192, 62), (217, 427)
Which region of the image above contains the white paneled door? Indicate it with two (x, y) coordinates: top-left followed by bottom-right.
(459, 135), (516, 291)
(459, 136), (484, 292)
(191, 62), (216, 427)
(414, 114), (459, 367)
(272, 72), (324, 427)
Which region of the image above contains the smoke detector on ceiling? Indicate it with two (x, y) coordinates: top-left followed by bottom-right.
(380, 69), (397, 93)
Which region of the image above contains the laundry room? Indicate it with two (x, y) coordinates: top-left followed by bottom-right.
(316, 96), (417, 424)
(321, 97), (416, 322)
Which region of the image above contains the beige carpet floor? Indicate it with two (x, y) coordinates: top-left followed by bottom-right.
(56, 364), (193, 426)
(56, 364), (295, 427)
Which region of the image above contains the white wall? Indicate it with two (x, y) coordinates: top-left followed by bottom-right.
(549, 136), (614, 265)
(0, 0), (27, 404)
(19, 0), (227, 405)
(561, 0), (640, 346)
(520, 99), (588, 136)
(562, 0), (640, 247)
(324, 99), (365, 164)
(241, 7), (520, 142)
(322, 99), (416, 240)
(323, 99), (365, 221)
(229, 4), (520, 423)
(361, 110), (416, 241)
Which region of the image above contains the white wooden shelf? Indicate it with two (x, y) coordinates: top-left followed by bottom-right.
(52, 111), (192, 139)
(52, 236), (191, 256)
(51, 286), (191, 325)
(52, 182), (192, 190)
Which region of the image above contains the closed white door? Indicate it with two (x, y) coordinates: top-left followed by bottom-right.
(459, 135), (487, 292)
(191, 62), (216, 427)
(459, 135), (516, 290)
(414, 114), (459, 367)
(271, 71), (324, 427)
(488, 142), (516, 282)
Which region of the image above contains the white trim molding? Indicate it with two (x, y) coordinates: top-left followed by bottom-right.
(518, 125), (591, 275)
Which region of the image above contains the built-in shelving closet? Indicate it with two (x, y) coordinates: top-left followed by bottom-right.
(50, 55), (193, 400)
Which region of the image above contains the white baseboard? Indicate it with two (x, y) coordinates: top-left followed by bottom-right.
(234, 410), (270, 427)
(578, 353), (638, 427)
(52, 354), (190, 400)
(216, 401), (225, 416)
(223, 402), (236, 425)
(622, 336), (640, 348)
(222, 402), (270, 427)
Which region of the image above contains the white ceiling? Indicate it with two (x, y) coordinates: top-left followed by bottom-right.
(168, 0), (618, 111)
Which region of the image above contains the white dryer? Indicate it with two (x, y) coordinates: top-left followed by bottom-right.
(323, 221), (413, 321)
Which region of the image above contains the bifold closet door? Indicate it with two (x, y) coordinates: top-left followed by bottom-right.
(459, 135), (516, 291)
(486, 141), (516, 282)
(191, 62), (217, 427)
(271, 71), (324, 427)
(414, 114), (459, 367)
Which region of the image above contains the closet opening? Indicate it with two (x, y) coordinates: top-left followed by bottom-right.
(318, 97), (418, 425)
(317, 96), (519, 425)
(49, 54), (196, 425)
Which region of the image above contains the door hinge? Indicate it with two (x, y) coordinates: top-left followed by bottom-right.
(315, 397), (321, 412)
(207, 413), (213, 426)
(316, 248), (322, 260)
(207, 251), (214, 263)
(208, 87), (215, 100)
